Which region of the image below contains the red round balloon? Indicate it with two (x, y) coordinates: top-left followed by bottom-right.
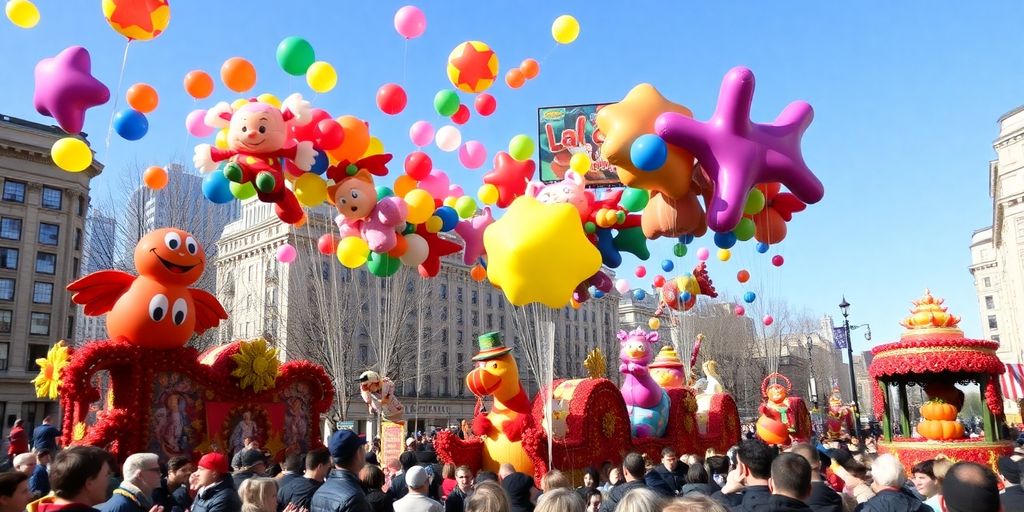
(771, 255), (784, 267)
(317, 234), (337, 255)
(451, 104), (470, 125)
(737, 269), (750, 283)
(652, 275), (665, 288)
(634, 266), (646, 278)
(376, 83), (408, 115)
(317, 119), (344, 150)
(404, 151), (432, 180)
(474, 93), (496, 116)
(292, 109), (332, 143)
(734, 305), (745, 316)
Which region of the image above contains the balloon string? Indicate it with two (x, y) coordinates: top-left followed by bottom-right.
(402, 39), (409, 85)
(538, 42), (559, 65)
(103, 39), (132, 160)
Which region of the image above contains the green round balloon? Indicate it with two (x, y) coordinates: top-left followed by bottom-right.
(508, 134), (535, 161)
(401, 223), (416, 235)
(584, 222), (596, 234)
(276, 36), (316, 76)
(673, 243), (687, 257)
(376, 186), (394, 200)
(734, 217), (756, 241)
(367, 252), (401, 277)
(620, 187), (650, 212)
(434, 89), (460, 117)
(229, 181), (257, 200)
(743, 188), (766, 215)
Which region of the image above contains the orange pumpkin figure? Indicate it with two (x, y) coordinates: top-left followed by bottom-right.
(68, 228), (228, 349)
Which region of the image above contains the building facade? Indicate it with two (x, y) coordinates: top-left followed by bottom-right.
(75, 210), (116, 343)
(0, 115), (101, 437)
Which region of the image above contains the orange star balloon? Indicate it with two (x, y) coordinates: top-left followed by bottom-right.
(102, 0), (170, 41)
(596, 84), (694, 199)
(446, 41), (499, 93)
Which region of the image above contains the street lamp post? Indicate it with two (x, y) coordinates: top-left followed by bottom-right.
(806, 335), (817, 405)
(839, 297), (863, 441)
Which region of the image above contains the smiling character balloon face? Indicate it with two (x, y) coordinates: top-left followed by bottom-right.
(228, 103), (289, 154)
(135, 228), (206, 286)
(328, 172), (377, 221)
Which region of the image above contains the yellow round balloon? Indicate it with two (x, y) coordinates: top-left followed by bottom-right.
(404, 189), (435, 224)
(336, 237), (370, 268)
(306, 61), (337, 93)
(6, 0), (39, 29)
(102, 0), (170, 41)
(718, 248), (732, 262)
(569, 153), (592, 175)
(648, 317), (661, 330)
(446, 41), (499, 93)
(294, 173), (327, 207)
(214, 128), (229, 150)
(362, 136), (384, 158)
(230, 98), (249, 111)
(478, 184), (499, 205)
(51, 137), (92, 172)
(551, 15), (580, 44)
(425, 216), (444, 233)
(256, 93), (281, 108)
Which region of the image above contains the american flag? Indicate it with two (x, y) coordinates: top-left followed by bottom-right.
(1001, 364), (1024, 401)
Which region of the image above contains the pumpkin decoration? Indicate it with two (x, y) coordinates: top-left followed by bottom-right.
(920, 399), (958, 421)
(918, 418), (965, 440)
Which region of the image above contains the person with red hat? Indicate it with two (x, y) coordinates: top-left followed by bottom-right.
(191, 453), (241, 512)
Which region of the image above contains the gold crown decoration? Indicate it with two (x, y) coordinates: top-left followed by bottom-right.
(899, 289), (962, 337)
(583, 348), (607, 379)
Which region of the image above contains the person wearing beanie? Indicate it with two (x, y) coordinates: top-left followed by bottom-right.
(310, 430), (371, 512)
(393, 467), (441, 512)
(192, 453), (242, 512)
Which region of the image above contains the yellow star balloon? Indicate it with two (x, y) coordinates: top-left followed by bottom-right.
(484, 197), (601, 308)
(596, 83), (695, 199)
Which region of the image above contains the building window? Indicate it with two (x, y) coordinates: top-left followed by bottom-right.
(359, 344), (368, 364)
(988, 315), (998, 330)
(66, 315), (74, 338)
(35, 253), (56, 275)
(440, 284), (447, 300)
(77, 196), (86, 217)
(457, 330), (464, 343)
(75, 228), (82, 250)
(441, 352), (448, 365)
(30, 313), (50, 336)
(457, 309), (463, 323)
(0, 248), (17, 270)
(487, 313), (493, 328)
(0, 310), (11, 333)
(27, 344), (49, 371)
(0, 342), (7, 370)
(2, 181), (25, 203)
(993, 335), (1001, 343)
(73, 257), (79, 278)
(487, 294), (493, 308)
(471, 290), (478, 305)
(41, 187), (62, 210)
(32, 282), (53, 304)
(38, 223), (59, 246)
(457, 287), (463, 303)
(984, 277), (991, 287)
(471, 311), (478, 325)
(457, 353), (464, 373)
(0, 279), (13, 301)
(1, 218), (21, 240)
(985, 296), (995, 310)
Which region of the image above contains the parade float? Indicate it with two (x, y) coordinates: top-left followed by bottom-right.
(868, 290), (1013, 472)
(754, 372), (813, 445)
(34, 228), (334, 463)
(823, 387), (855, 440)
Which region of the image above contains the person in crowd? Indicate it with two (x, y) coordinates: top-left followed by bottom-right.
(239, 478), (287, 512)
(473, 473), (498, 485)
(713, 439), (776, 511)
(393, 467), (440, 512)
(645, 448), (687, 498)
(575, 468), (600, 503)
(440, 465), (457, 501)
(359, 464), (393, 512)
(387, 454), (417, 502)
(13, 453), (36, 477)
(464, 482), (507, 512)
(153, 456), (194, 512)
(534, 488), (583, 512)
(310, 430), (370, 512)
(853, 454), (928, 512)
(662, 495), (728, 512)
(365, 440), (382, 468)
(29, 449), (51, 498)
(910, 460), (946, 511)
(766, 453), (811, 512)
(193, 453), (243, 512)
(32, 417), (60, 453)
(444, 466), (472, 512)
(279, 449), (330, 511)
(7, 420), (28, 462)
(279, 455), (306, 489)
(788, 444), (840, 512)
(539, 471), (571, 493)
(601, 453), (647, 512)
(0, 472), (32, 512)
(680, 462), (716, 497)
(234, 450), (271, 490)
(581, 489), (601, 512)
(99, 453), (162, 512)
(941, 462), (1000, 512)
(705, 457), (730, 490)
(612, 488), (662, 512)
(498, 465), (537, 512)
(998, 456), (1024, 512)
(37, 446), (114, 512)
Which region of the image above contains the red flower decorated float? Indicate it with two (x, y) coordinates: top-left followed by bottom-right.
(869, 290), (1012, 473)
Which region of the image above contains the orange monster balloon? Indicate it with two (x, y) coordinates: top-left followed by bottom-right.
(67, 228), (228, 349)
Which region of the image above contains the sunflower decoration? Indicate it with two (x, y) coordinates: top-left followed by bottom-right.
(230, 338), (281, 392)
(32, 341), (71, 399)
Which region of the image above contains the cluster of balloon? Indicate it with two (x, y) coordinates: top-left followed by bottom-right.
(113, 83), (158, 141)
(505, 58), (539, 90)
(33, 45), (109, 172)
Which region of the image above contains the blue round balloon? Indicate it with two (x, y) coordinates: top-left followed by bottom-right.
(743, 291), (757, 303)
(756, 242), (770, 254)
(661, 259), (674, 272)
(594, 290), (605, 299)
(679, 234), (694, 245)
(202, 170), (234, 204)
(435, 206), (459, 231)
(681, 291), (692, 303)
(629, 134), (668, 171)
(310, 149), (329, 175)
(632, 289), (646, 300)
(714, 232), (737, 249)
(113, 109), (148, 141)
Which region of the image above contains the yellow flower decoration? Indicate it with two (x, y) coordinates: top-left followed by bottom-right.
(73, 422), (87, 441)
(32, 341), (71, 399)
(230, 338), (280, 392)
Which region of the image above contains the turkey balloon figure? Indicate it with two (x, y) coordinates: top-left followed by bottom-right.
(67, 228), (228, 349)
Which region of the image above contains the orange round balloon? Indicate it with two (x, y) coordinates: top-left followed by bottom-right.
(221, 57), (257, 93)
(183, 70), (214, 99)
(328, 116), (370, 162)
(505, 68), (525, 89)
(143, 166), (168, 190)
(126, 83), (159, 113)
(387, 235), (409, 258)
(755, 415), (790, 445)
(470, 265), (486, 282)
(519, 59), (539, 79)
(393, 175), (416, 198)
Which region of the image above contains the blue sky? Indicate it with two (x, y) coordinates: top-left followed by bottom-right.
(1, 1), (1020, 352)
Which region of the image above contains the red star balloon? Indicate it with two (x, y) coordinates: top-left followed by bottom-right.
(102, 0), (170, 41)
(446, 41), (499, 93)
(483, 151), (536, 208)
(416, 225), (462, 278)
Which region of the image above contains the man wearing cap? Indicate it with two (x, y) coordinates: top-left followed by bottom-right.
(393, 467), (441, 512)
(998, 456), (1024, 511)
(191, 453), (242, 512)
(232, 448), (270, 489)
(311, 430), (371, 512)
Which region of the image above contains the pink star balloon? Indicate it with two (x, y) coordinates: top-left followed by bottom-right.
(454, 207), (494, 265)
(655, 66), (823, 233)
(33, 46), (110, 134)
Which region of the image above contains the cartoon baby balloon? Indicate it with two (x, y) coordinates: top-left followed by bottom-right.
(326, 154), (408, 253)
(67, 228), (228, 349)
(193, 93), (317, 225)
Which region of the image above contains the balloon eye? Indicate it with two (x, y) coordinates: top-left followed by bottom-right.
(241, 126), (247, 133)
(172, 298), (188, 326)
(259, 126), (266, 134)
(351, 190), (359, 199)
(185, 236), (198, 256)
(164, 232), (181, 250)
(149, 294), (169, 322)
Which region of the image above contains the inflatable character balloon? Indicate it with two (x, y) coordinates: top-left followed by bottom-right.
(824, 388), (853, 440)
(618, 328), (670, 438)
(649, 346), (685, 389)
(755, 373), (810, 445)
(358, 370), (404, 423)
(325, 154), (407, 253)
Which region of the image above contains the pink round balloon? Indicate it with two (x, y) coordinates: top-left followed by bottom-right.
(735, 305), (745, 316)
(634, 266), (646, 278)
(394, 6), (426, 39)
(763, 315), (774, 326)
(458, 140), (488, 169)
(276, 243), (297, 263)
(771, 255), (785, 267)
(448, 184), (464, 198)
(696, 247), (710, 261)
(186, 109), (214, 137)
(614, 279), (630, 294)
(418, 169), (450, 198)
(409, 120), (434, 147)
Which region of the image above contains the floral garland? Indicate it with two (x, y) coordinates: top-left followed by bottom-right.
(869, 350), (1004, 379)
(879, 439), (1014, 476)
(871, 338), (999, 355)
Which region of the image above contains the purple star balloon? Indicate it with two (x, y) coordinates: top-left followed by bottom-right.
(33, 46), (110, 134)
(655, 66), (824, 233)
(454, 207), (494, 265)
